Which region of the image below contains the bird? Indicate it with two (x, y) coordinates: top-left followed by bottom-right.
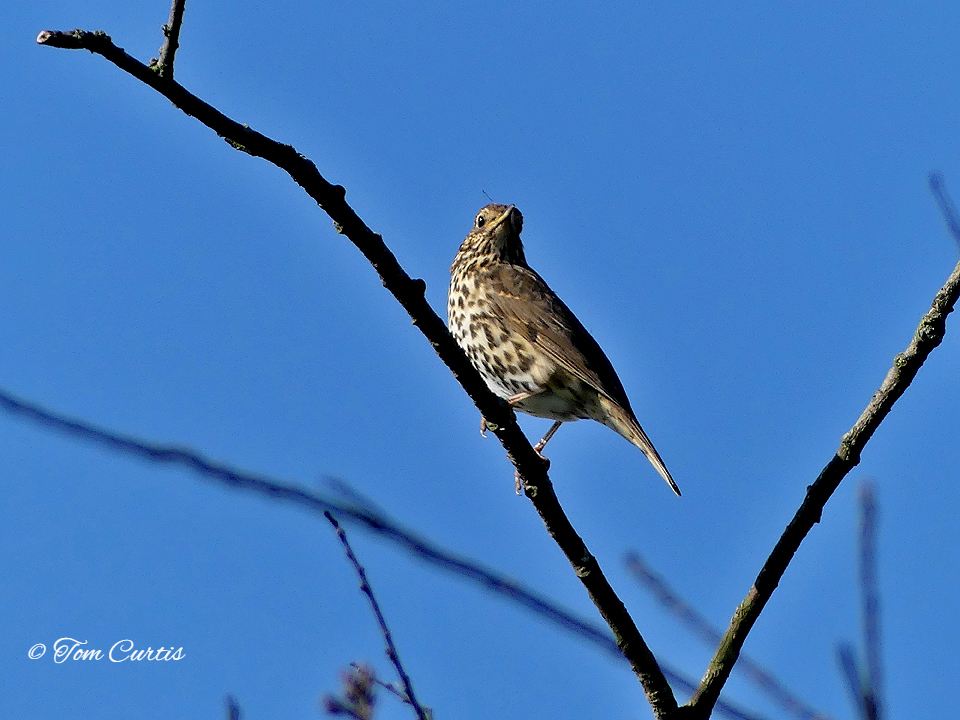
(447, 203), (680, 496)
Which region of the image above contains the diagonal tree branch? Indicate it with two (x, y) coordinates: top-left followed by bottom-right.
(36, 25), (676, 716)
(686, 190), (960, 717)
(33, 26), (541, 494)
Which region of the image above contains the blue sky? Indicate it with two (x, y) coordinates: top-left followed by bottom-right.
(4, 1), (959, 718)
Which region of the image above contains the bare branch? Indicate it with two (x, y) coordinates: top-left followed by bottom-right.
(687, 188), (960, 716)
(325, 513), (429, 720)
(155, 0), (187, 78)
(836, 482), (883, 720)
(35, 24), (678, 714)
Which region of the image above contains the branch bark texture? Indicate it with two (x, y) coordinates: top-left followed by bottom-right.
(156, 0), (186, 78)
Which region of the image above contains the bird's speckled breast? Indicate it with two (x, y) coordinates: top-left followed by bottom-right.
(448, 270), (543, 399)
(448, 269), (595, 421)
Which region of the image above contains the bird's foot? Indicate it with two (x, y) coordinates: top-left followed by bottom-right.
(535, 449), (551, 469)
(514, 449), (550, 495)
(480, 417), (500, 437)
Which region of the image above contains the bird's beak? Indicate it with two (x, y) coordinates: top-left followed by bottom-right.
(490, 205), (516, 231)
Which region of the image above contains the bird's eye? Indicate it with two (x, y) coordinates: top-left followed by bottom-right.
(476, 214), (485, 228)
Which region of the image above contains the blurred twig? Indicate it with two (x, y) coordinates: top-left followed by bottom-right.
(323, 664), (377, 720)
(838, 481), (883, 720)
(349, 662), (428, 710)
(836, 643), (862, 716)
(225, 695), (241, 720)
(625, 553), (833, 720)
(324, 511), (430, 720)
(0, 387), (764, 720)
(858, 482), (882, 720)
(930, 172), (960, 249)
(0, 387), (601, 648)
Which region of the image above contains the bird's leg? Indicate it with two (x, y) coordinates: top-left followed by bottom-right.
(479, 390), (554, 495)
(514, 421), (561, 495)
(507, 390), (537, 406)
(534, 420), (563, 454)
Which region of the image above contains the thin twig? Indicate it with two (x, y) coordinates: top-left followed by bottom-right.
(858, 482), (882, 720)
(325, 512), (429, 720)
(350, 661), (408, 705)
(225, 695), (241, 720)
(35, 26), (677, 716)
(625, 553), (833, 720)
(836, 642), (865, 718)
(929, 172), (960, 249)
(687, 180), (960, 717)
(155, 0), (186, 78)
(836, 482), (883, 720)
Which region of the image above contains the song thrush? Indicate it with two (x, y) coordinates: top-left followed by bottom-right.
(447, 203), (680, 496)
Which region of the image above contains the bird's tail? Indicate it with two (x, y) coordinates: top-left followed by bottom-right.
(599, 396), (681, 496)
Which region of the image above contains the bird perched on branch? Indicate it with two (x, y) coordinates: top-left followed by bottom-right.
(448, 203), (680, 496)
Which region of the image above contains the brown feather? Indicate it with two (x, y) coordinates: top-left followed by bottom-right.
(448, 204), (680, 495)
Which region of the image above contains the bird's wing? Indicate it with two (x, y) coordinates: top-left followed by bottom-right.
(483, 263), (634, 410)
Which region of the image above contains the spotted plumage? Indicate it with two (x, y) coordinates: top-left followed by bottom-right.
(447, 203), (680, 495)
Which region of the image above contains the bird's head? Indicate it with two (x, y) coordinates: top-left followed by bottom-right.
(453, 204), (526, 269)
